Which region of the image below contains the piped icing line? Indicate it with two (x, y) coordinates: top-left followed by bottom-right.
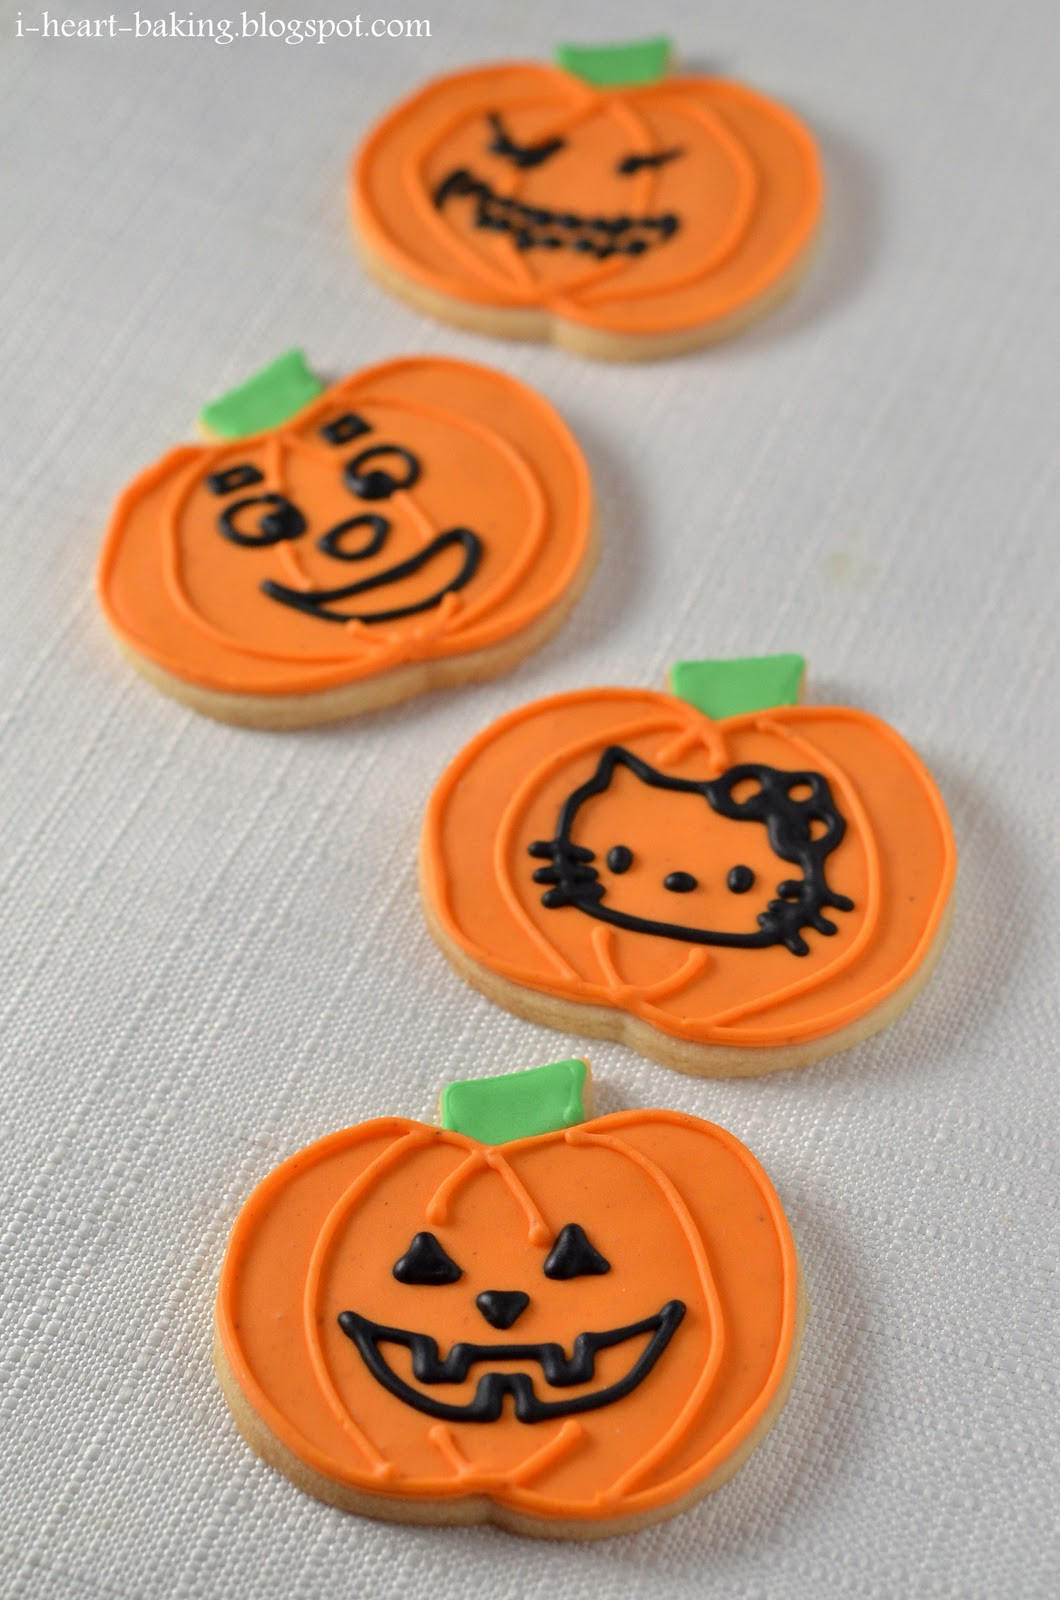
(491, 714), (699, 987)
(584, 1110), (797, 1509)
(562, 1123), (724, 1500)
(352, 58), (823, 342)
(397, 71), (604, 302)
(421, 678), (956, 1054)
(99, 356), (594, 698)
(585, 924), (710, 1003)
(690, 712), (883, 1031)
(425, 1146), (552, 1245)
(536, 95), (661, 305)
(693, 715), (940, 1038)
(215, 1079), (803, 1523)
(428, 1417), (586, 1486)
(215, 1117), (431, 1479)
(574, 92), (759, 309)
(302, 1130), (441, 1476)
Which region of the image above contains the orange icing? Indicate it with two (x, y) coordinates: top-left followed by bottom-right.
(352, 62), (822, 339)
(97, 357), (592, 697)
(421, 688), (956, 1050)
(215, 1106), (798, 1523)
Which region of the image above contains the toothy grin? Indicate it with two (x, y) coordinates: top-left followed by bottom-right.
(338, 1298), (686, 1422)
(433, 168), (680, 260)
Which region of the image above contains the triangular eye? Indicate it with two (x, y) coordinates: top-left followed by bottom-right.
(392, 1232), (462, 1286)
(543, 1223), (610, 1280)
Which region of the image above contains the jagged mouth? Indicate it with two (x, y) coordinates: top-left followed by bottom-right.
(337, 1298), (685, 1423)
(433, 168), (680, 260)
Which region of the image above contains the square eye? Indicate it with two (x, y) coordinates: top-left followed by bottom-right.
(206, 463), (264, 495)
(320, 412), (371, 446)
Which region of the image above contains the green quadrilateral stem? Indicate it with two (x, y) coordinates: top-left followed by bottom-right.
(441, 1060), (590, 1145)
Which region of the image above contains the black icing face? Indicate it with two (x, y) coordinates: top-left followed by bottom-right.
(336, 1223), (686, 1423)
(432, 111), (686, 261)
(206, 411), (482, 625)
(528, 747), (855, 957)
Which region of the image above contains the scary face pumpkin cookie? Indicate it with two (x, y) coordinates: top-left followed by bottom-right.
(352, 37), (823, 359)
(214, 1059), (804, 1537)
(97, 350), (595, 727)
(420, 656), (957, 1076)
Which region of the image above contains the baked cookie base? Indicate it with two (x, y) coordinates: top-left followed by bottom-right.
(111, 521), (598, 729)
(355, 232), (818, 363)
(213, 1270), (806, 1540)
(420, 881), (954, 1078)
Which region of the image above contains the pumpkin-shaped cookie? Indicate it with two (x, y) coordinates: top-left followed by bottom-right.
(352, 37), (822, 359)
(215, 1060), (803, 1536)
(420, 656), (956, 1075)
(97, 351), (594, 726)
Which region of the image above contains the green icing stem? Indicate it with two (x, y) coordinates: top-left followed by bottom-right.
(554, 36), (671, 89)
(199, 348), (324, 439)
(668, 655), (806, 720)
(441, 1060), (589, 1146)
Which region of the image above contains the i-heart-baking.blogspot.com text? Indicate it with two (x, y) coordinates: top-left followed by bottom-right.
(13, 10), (431, 44)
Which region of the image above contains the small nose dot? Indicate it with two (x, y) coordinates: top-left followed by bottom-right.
(663, 871), (697, 894)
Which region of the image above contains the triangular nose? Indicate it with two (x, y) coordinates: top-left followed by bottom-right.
(475, 1290), (530, 1330)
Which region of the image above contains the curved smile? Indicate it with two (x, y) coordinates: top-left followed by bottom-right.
(261, 526), (482, 625)
(433, 168), (680, 260)
(337, 1298), (685, 1423)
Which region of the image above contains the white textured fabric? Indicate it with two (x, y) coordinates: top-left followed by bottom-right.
(2, 2), (1057, 1595)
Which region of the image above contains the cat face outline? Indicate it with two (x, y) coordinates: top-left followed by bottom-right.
(528, 747), (854, 958)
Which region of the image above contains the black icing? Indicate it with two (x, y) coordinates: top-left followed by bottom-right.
(487, 111), (565, 170)
(320, 412), (372, 446)
(261, 526), (482, 625)
(218, 493), (306, 548)
(337, 1299), (686, 1423)
(617, 147), (685, 175)
(316, 513), (389, 562)
(209, 408), (484, 626)
(528, 747), (854, 958)
(663, 871), (697, 894)
(606, 845), (633, 875)
(207, 463), (265, 496)
(434, 167), (679, 259)
(475, 1290), (530, 1330)
(728, 865), (755, 894)
(343, 444), (420, 502)
(393, 1232), (462, 1286)
(543, 1224), (611, 1281)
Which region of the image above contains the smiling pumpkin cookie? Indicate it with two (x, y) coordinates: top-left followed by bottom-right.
(352, 37), (823, 359)
(214, 1059), (805, 1537)
(97, 350), (595, 727)
(420, 656), (957, 1075)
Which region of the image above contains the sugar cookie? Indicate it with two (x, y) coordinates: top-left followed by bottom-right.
(215, 1059), (804, 1537)
(97, 351), (595, 727)
(420, 656), (956, 1075)
(352, 37), (823, 360)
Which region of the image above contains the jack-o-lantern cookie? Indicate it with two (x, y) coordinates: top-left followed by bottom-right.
(97, 350), (595, 727)
(352, 37), (823, 359)
(215, 1059), (804, 1537)
(421, 656), (956, 1076)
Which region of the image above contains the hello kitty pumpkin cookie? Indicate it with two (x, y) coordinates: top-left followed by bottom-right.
(420, 656), (956, 1075)
(97, 351), (595, 727)
(351, 37), (823, 360)
(214, 1059), (805, 1537)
